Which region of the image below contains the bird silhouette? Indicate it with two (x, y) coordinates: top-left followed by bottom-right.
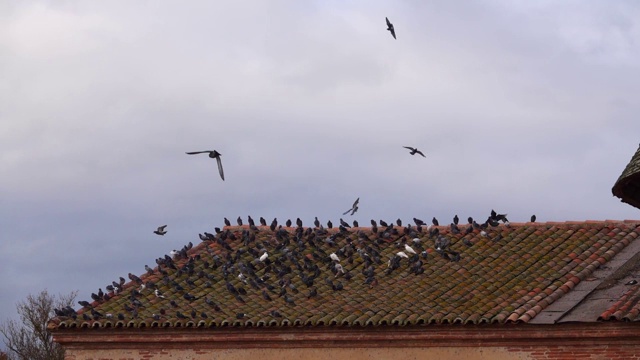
(343, 197), (360, 216)
(403, 146), (425, 157)
(186, 150), (224, 180)
(386, 17), (396, 39)
(154, 225), (167, 236)
(531, 215), (537, 223)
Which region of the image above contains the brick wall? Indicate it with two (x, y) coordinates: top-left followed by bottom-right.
(509, 345), (640, 360)
(62, 345), (640, 360)
(54, 323), (640, 360)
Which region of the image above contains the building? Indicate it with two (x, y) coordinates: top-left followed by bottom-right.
(49, 216), (640, 359)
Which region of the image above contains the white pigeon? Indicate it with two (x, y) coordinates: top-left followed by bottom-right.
(335, 263), (345, 274)
(330, 253), (340, 262)
(396, 251), (409, 259)
(404, 244), (417, 255)
(481, 230), (488, 237)
(169, 250), (178, 257)
(412, 238), (421, 244)
(259, 252), (268, 262)
(154, 289), (165, 299)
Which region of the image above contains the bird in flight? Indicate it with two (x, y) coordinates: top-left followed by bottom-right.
(403, 146), (425, 157)
(185, 150), (224, 180)
(386, 17), (396, 39)
(343, 197), (360, 216)
(154, 225), (167, 236)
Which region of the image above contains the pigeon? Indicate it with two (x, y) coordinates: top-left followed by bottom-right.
(385, 17), (396, 39)
(404, 244), (416, 255)
(531, 215), (536, 223)
(403, 146), (425, 157)
(154, 225), (167, 236)
(259, 251), (268, 262)
(432, 217), (439, 226)
(343, 197), (360, 216)
(185, 150), (224, 181)
(453, 215), (459, 225)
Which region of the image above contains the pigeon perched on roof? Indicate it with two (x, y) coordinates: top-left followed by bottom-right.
(385, 17), (396, 39)
(531, 215), (536, 223)
(154, 225), (167, 236)
(403, 146), (425, 157)
(404, 244), (416, 255)
(185, 150), (224, 181)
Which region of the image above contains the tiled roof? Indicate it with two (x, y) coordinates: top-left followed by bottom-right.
(48, 220), (640, 330)
(599, 284), (640, 322)
(613, 144), (640, 209)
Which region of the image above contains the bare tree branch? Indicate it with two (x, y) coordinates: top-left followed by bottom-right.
(0, 289), (77, 360)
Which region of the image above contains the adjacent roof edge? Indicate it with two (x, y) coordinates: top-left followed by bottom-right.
(613, 144), (640, 210)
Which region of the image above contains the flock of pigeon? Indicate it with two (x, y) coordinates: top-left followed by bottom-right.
(56, 209), (537, 323)
(53, 18), (537, 323)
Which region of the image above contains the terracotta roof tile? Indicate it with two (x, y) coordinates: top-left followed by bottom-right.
(599, 284), (640, 322)
(48, 220), (640, 330)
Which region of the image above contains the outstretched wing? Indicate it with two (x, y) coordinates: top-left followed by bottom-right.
(386, 17), (392, 27)
(415, 150), (426, 157)
(403, 146), (415, 151)
(353, 197), (360, 208)
(342, 208), (352, 215)
(390, 28), (396, 39)
(186, 151), (213, 155)
(157, 225), (167, 231)
(215, 156), (225, 181)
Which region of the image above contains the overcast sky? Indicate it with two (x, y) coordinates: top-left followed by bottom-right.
(1, 0), (640, 334)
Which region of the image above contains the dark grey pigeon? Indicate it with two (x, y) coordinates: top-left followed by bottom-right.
(386, 17), (396, 39)
(343, 197), (360, 216)
(403, 146), (425, 157)
(186, 150), (224, 180)
(531, 215), (536, 223)
(154, 225), (167, 236)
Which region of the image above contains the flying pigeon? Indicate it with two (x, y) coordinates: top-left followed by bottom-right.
(386, 17), (396, 39)
(154, 225), (167, 236)
(404, 146), (425, 157)
(343, 197), (360, 216)
(185, 150), (224, 180)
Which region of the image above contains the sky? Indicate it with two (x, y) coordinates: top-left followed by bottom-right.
(1, 0), (640, 336)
